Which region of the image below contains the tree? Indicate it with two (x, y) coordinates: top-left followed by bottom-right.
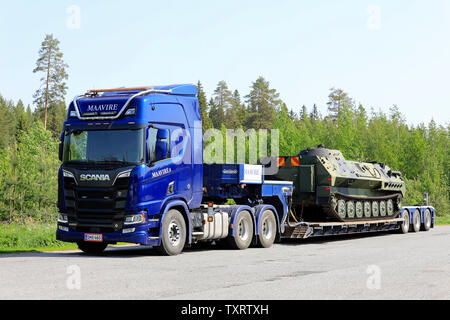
(327, 88), (353, 123)
(33, 34), (69, 130)
(245, 77), (281, 129)
(210, 81), (232, 129)
(197, 81), (212, 131)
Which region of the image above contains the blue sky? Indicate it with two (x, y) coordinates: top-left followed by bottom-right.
(0, 0), (449, 126)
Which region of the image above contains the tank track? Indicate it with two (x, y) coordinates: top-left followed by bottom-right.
(325, 192), (403, 222)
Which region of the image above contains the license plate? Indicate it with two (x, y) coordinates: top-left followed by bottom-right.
(84, 233), (103, 242)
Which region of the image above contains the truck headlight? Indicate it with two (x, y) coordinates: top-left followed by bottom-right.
(124, 213), (146, 225)
(63, 170), (75, 178)
(58, 213), (68, 224)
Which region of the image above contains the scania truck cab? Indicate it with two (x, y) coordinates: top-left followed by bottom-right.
(56, 84), (293, 255)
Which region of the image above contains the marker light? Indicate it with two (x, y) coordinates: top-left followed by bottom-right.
(125, 108), (136, 116)
(117, 170), (132, 179)
(69, 111), (77, 118)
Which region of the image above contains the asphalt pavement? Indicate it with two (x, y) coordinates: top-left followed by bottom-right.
(0, 226), (449, 300)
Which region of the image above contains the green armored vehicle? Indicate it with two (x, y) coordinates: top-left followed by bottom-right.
(266, 145), (405, 222)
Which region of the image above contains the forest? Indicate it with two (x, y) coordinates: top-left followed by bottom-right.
(0, 79), (448, 224)
(0, 34), (448, 225)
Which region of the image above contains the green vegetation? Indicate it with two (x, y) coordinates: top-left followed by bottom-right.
(0, 223), (77, 253)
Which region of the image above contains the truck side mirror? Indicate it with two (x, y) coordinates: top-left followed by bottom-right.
(58, 141), (63, 161)
(155, 129), (169, 162)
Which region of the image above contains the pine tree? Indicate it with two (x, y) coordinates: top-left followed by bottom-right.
(197, 81), (212, 131)
(33, 34), (69, 130)
(245, 77), (281, 129)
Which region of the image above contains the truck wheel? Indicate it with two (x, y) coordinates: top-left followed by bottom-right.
(157, 209), (186, 256)
(258, 210), (277, 248)
(227, 210), (254, 250)
(77, 242), (108, 254)
(411, 209), (421, 233)
(399, 209), (410, 234)
(421, 209), (432, 232)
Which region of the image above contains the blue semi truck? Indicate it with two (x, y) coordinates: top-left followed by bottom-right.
(56, 84), (435, 255)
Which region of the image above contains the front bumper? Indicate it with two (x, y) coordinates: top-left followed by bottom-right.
(56, 222), (161, 246)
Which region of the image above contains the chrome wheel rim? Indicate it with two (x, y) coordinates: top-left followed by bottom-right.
(414, 212), (421, 230)
(425, 210), (431, 228)
(402, 212), (409, 230)
(238, 217), (250, 241)
(168, 220), (181, 246)
(262, 215), (274, 240)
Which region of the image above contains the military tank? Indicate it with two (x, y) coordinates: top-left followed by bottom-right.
(264, 145), (405, 222)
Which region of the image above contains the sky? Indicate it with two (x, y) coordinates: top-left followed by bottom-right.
(0, 0), (449, 126)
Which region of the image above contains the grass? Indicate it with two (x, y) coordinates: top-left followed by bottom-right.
(0, 223), (77, 254)
(436, 215), (450, 225)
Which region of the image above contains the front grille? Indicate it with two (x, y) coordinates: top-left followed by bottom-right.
(64, 176), (129, 233)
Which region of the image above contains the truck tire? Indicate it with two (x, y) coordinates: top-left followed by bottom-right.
(411, 209), (421, 233)
(227, 210), (254, 250)
(399, 209), (410, 234)
(421, 209), (432, 232)
(77, 242), (108, 254)
(157, 209), (186, 256)
(258, 210), (277, 248)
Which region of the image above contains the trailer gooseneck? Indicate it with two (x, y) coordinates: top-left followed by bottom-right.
(56, 84), (435, 255)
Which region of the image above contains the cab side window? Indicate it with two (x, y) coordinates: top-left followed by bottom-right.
(147, 127), (170, 163)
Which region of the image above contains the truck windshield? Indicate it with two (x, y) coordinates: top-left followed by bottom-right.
(63, 129), (144, 165)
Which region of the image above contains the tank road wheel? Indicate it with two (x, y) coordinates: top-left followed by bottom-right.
(337, 200), (346, 220)
(411, 209), (421, 233)
(379, 201), (387, 217)
(372, 201), (379, 217)
(227, 210), (254, 250)
(386, 199), (394, 216)
(258, 210), (277, 248)
(364, 201), (371, 218)
(157, 209), (187, 256)
(421, 209), (432, 232)
(399, 209), (410, 234)
(346, 201), (355, 219)
(77, 242), (108, 254)
(355, 201), (363, 219)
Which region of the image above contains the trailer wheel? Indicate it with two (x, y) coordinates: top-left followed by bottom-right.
(227, 210), (253, 250)
(421, 209), (432, 232)
(157, 209), (186, 256)
(77, 242), (108, 254)
(411, 209), (421, 233)
(258, 210), (277, 248)
(399, 210), (410, 234)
